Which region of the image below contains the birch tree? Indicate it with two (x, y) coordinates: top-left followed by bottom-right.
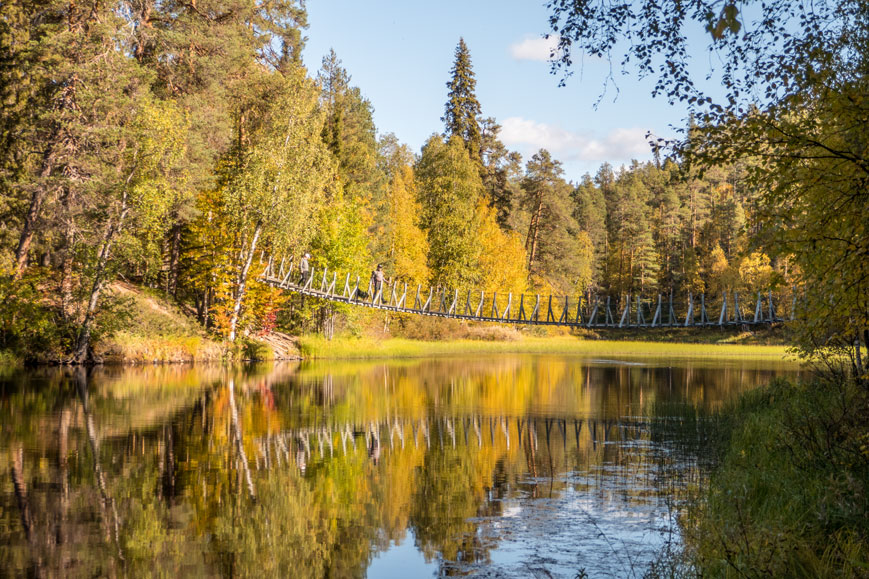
(218, 66), (332, 342)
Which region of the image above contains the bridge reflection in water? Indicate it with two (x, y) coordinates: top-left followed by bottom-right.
(258, 254), (797, 329)
(255, 415), (662, 472)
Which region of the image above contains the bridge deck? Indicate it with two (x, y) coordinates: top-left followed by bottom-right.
(257, 256), (791, 329)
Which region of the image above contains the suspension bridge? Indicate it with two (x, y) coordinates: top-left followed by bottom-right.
(257, 255), (795, 329)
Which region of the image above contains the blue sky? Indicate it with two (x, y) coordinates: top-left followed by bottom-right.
(302, 0), (694, 183)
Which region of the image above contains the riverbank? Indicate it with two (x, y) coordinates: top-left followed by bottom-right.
(656, 375), (869, 577)
(0, 283), (307, 366)
(299, 335), (795, 362)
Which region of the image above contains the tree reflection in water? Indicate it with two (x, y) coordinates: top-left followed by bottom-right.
(0, 356), (798, 577)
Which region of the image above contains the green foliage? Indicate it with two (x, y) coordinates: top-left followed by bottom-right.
(318, 49), (380, 205)
(480, 118), (522, 228)
(521, 150), (592, 294)
(685, 376), (869, 576)
(416, 136), (484, 289)
(379, 163), (429, 285)
(442, 38), (483, 159)
(0, 270), (75, 361)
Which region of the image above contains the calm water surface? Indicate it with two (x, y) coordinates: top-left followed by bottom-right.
(0, 354), (799, 577)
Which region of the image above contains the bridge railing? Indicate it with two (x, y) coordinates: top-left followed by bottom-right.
(256, 253), (799, 327)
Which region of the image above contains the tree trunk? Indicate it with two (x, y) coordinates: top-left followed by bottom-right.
(72, 189), (129, 363)
(76, 368), (124, 560)
(228, 220), (263, 342)
(59, 188), (76, 319)
(526, 197), (543, 272)
(166, 224), (182, 295)
(227, 378), (256, 499)
(13, 144), (58, 278)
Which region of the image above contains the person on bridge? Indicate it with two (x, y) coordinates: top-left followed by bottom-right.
(299, 253), (311, 285)
(370, 264), (385, 302)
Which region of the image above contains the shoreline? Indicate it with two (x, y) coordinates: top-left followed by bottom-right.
(1, 335), (798, 369)
(298, 336), (797, 363)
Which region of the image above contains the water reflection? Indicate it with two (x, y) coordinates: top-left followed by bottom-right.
(0, 356), (798, 577)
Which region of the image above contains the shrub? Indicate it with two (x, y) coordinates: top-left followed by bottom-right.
(684, 375), (869, 577)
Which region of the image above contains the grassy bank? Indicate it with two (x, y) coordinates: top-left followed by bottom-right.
(298, 335), (795, 362)
(0, 350), (23, 371)
(660, 376), (869, 577)
(91, 283), (226, 363)
(90, 285), (301, 364)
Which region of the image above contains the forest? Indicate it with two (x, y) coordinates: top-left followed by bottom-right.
(2, 0), (868, 575)
(0, 0), (865, 367)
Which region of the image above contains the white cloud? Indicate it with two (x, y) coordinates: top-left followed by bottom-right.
(500, 117), (652, 163)
(509, 35), (561, 62)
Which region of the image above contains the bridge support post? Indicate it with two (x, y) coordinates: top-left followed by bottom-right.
(652, 294), (662, 327)
(475, 291), (485, 317)
(304, 266), (315, 290)
(588, 297), (599, 328)
(531, 295), (540, 322)
(491, 292), (499, 319)
(719, 293), (728, 326)
(517, 294), (526, 321)
(397, 284), (408, 308)
(280, 264), (294, 288)
(754, 291), (763, 323)
(734, 292), (742, 323)
(768, 289), (775, 321)
(575, 296), (583, 324)
(684, 291), (694, 326)
(351, 276), (360, 300)
(502, 293), (512, 321)
(619, 294), (630, 327)
(605, 296), (614, 326)
(637, 295), (645, 326)
(669, 292), (676, 326)
(546, 295), (554, 323)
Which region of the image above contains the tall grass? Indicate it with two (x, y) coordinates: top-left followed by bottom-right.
(94, 284), (225, 363)
(679, 376), (869, 577)
(0, 349), (22, 370)
(298, 335), (795, 362)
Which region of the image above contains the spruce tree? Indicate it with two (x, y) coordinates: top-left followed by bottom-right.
(442, 38), (482, 160)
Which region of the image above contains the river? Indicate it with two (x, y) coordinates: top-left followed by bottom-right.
(0, 354), (799, 577)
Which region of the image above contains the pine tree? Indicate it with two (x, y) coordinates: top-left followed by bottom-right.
(317, 49), (379, 204)
(480, 117), (522, 228)
(521, 150), (591, 294)
(572, 174), (607, 287)
(442, 38), (482, 160)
